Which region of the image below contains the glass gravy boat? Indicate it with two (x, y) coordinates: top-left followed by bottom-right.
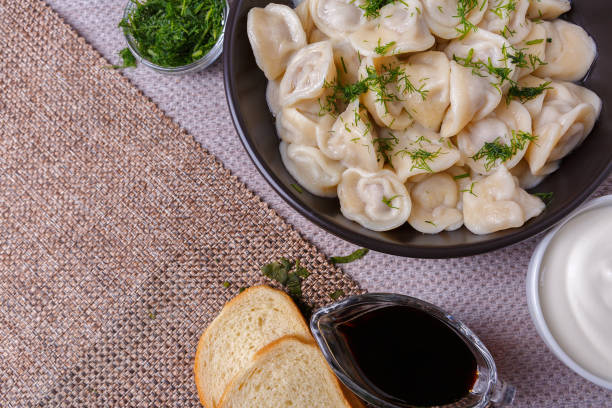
(310, 293), (515, 408)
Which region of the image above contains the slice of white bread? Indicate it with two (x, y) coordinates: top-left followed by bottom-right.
(194, 286), (312, 408)
(218, 336), (352, 408)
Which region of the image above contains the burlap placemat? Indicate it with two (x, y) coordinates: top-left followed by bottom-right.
(0, 0), (363, 405)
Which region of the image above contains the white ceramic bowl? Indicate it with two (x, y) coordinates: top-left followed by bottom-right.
(527, 194), (612, 390)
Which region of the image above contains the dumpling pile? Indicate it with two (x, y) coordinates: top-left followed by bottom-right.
(247, 0), (600, 235)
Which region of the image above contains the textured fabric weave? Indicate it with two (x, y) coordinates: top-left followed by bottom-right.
(0, 0), (610, 406)
(0, 1), (362, 405)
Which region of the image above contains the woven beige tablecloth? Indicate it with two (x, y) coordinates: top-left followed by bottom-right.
(1, 0), (611, 406)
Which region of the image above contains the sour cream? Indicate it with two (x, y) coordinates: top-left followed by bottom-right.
(539, 205), (612, 383)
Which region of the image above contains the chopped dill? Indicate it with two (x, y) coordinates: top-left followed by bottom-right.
(373, 132), (399, 166)
(525, 38), (545, 45)
(374, 40), (397, 55)
(534, 192), (554, 205)
(291, 183), (304, 193)
(320, 64), (427, 116)
(396, 148), (443, 173)
(425, 220), (437, 226)
(222, 281), (230, 288)
(329, 290), (345, 300)
(111, 47), (137, 69)
(382, 195), (400, 209)
(471, 130), (537, 171)
(119, 0), (225, 67)
(453, 173), (470, 180)
(340, 56), (348, 74)
(507, 81), (552, 103)
(330, 248), (370, 264)
(455, 0), (483, 38)
(490, 0), (516, 19)
(360, 0), (396, 19)
(455, 46), (550, 102)
(460, 182), (478, 196)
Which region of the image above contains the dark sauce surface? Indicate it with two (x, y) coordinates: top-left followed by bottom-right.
(337, 305), (478, 407)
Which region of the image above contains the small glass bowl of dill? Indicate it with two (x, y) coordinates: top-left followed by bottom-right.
(121, 0), (228, 75)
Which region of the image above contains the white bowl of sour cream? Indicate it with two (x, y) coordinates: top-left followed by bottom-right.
(527, 195), (612, 390)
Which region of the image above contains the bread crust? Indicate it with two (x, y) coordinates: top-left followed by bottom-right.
(217, 335), (352, 408)
(193, 285), (311, 408)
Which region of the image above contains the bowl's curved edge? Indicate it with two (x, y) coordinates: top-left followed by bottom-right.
(222, 0), (612, 259)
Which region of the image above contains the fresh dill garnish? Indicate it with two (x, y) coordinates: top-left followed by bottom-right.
(455, 46), (549, 101)
(455, 0), (482, 38)
(320, 64), (427, 116)
(534, 192), (554, 205)
(453, 173), (470, 180)
(460, 182), (478, 196)
(239, 287), (246, 293)
(340, 56), (348, 74)
(261, 258), (310, 298)
(360, 0), (396, 19)
(396, 147), (443, 172)
(111, 47), (137, 69)
(507, 81), (552, 103)
(329, 290), (345, 300)
(453, 48), (486, 77)
(330, 248), (370, 264)
(425, 220), (437, 226)
(525, 38), (545, 45)
(382, 195), (400, 209)
(471, 130), (537, 171)
(148, 310), (157, 320)
(374, 39), (397, 55)
(490, 0), (516, 19)
(119, 0), (225, 67)
(373, 132), (399, 165)
(222, 281), (230, 288)
(290, 183), (304, 193)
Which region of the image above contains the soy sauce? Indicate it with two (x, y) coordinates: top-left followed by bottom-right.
(337, 305), (478, 407)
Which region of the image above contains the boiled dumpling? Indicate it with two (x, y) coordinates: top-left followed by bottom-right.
(309, 0), (366, 39)
(332, 40), (362, 85)
(400, 51), (451, 132)
(294, 0), (314, 38)
(349, 0), (435, 57)
(510, 159), (558, 189)
(280, 142), (345, 197)
(247, 4), (307, 80)
(276, 99), (335, 146)
(317, 100), (382, 172)
(421, 0), (488, 40)
(309, 28), (329, 43)
(360, 57), (415, 130)
(266, 79), (282, 118)
(463, 166), (545, 234)
(515, 75), (550, 117)
(446, 166), (473, 211)
(441, 30), (515, 136)
(389, 124), (461, 182)
(338, 168), (411, 231)
(444, 28), (518, 88)
(526, 81), (602, 175)
(513, 23), (547, 79)
(408, 173), (463, 233)
(457, 100), (533, 175)
(527, 0), (570, 20)
(440, 61), (502, 138)
(479, 0), (531, 44)
(279, 41), (336, 107)
(534, 20), (596, 81)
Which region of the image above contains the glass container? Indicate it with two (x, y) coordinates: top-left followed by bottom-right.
(311, 293), (515, 408)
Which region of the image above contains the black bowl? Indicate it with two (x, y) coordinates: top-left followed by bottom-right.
(223, 0), (612, 258)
